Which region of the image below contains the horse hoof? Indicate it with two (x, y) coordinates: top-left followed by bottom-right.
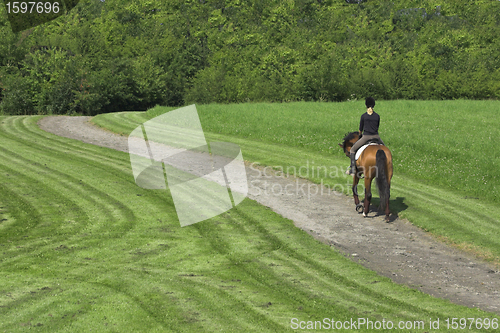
(363, 212), (367, 218)
(356, 204), (364, 213)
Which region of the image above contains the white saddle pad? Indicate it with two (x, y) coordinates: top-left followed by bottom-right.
(355, 143), (379, 160)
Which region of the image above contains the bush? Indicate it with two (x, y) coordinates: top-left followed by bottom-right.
(0, 73), (36, 115)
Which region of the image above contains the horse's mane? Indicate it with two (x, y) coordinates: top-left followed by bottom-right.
(342, 131), (359, 152)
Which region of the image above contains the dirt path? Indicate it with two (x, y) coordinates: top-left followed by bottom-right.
(38, 116), (500, 315)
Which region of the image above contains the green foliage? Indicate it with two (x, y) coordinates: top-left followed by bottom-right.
(1, 0), (500, 114)
(20, 48), (73, 114)
(0, 72), (35, 115)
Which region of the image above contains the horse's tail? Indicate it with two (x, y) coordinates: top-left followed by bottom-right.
(376, 149), (390, 211)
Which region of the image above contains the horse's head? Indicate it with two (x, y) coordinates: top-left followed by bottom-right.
(338, 132), (360, 156)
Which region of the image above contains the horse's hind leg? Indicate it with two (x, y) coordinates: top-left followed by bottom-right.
(385, 162), (393, 221)
(363, 177), (373, 217)
(384, 180), (391, 221)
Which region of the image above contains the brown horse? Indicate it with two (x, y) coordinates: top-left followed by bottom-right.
(339, 132), (393, 221)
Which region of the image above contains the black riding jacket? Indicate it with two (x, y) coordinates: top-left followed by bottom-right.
(359, 112), (380, 135)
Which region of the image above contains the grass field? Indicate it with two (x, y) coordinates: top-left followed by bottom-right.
(0, 108), (498, 331)
(93, 100), (500, 264)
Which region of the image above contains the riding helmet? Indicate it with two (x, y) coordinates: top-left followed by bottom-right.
(365, 97), (375, 108)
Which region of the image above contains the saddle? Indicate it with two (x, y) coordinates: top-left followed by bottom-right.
(355, 139), (384, 161)
(365, 138), (384, 145)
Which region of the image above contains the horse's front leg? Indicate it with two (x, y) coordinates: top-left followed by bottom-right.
(352, 175), (363, 212)
(363, 177), (373, 217)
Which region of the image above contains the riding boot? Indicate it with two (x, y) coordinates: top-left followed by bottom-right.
(346, 153), (356, 175)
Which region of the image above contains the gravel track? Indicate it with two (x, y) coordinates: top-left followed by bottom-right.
(38, 115), (500, 315)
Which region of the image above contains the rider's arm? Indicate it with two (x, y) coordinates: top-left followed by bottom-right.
(359, 114), (364, 134)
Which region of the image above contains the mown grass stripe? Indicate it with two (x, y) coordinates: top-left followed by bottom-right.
(23, 117), (132, 168)
(178, 278), (288, 332)
(1, 117), (128, 174)
(91, 111), (150, 136)
(194, 204), (456, 322)
(395, 184), (500, 231)
(14, 116), (131, 169)
(0, 141), (135, 234)
(393, 184), (500, 253)
(0, 181), (44, 237)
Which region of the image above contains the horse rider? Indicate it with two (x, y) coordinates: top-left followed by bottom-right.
(346, 96), (385, 175)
